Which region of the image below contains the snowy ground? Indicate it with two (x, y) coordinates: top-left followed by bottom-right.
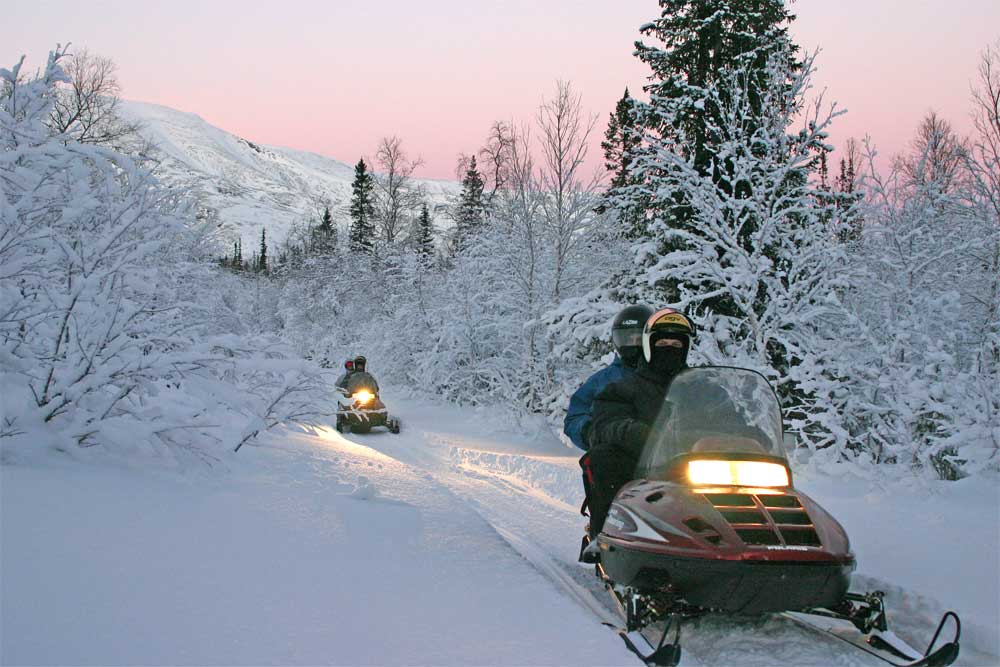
(3, 392), (998, 666)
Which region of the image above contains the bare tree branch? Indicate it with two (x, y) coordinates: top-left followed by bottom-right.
(48, 49), (144, 152)
(373, 136), (424, 244)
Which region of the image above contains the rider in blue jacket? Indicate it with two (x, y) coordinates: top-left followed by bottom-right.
(563, 305), (653, 450)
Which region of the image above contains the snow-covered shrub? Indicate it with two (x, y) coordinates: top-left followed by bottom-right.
(1, 48), (333, 464)
(1, 48), (192, 450)
(840, 133), (999, 478)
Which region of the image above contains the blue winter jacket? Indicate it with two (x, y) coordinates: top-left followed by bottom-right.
(563, 357), (635, 450)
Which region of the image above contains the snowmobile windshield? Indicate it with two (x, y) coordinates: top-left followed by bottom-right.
(636, 367), (786, 479)
(346, 372), (378, 395)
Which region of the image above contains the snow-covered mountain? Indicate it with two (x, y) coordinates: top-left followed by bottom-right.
(119, 100), (457, 245)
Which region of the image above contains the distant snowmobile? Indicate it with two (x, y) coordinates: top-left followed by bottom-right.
(583, 366), (961, 667)
(335, 378), (400, 435)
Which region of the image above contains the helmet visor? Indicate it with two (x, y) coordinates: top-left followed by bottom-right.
(612, 329), (643, 349)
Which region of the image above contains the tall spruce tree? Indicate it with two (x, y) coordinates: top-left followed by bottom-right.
(257, 228), (268, 274)
(349, 159), (376, 254)
(619, 3), (852, 442)
(455, 156), (485, 249)
(415, 203), (435, 264)
(617, 0), (803, 311)
(600, 88), (645, 238)
(634, 0), (799, 177)
(313, 206), (338, 255)
(818, 147), (830, 190)
(834, 148), (864, 243)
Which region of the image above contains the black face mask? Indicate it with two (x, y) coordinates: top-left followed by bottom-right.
(620, 347), (642, 368)
(648, 339), (688, 376)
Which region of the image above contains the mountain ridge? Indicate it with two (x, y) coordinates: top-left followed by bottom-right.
(119, 99), (457, 247)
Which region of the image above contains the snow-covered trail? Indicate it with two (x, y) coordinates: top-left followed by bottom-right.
(3, 391), (996, 666)
(1, 419), (627, 665)
(348, 393), (998, 667)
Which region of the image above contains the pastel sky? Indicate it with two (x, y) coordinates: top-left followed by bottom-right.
(7, 0), (999, 179)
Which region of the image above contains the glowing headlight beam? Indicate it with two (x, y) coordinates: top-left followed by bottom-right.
(687, 460), (789, 487)
(352, 390), (374, 405)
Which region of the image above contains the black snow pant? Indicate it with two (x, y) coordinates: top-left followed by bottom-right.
(580, 447), (638, 536)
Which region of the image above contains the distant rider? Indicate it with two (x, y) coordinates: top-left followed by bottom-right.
(339, 355), (380, 396)
(584, 308), (695, 543)
(563, 305), (653, 451)
(335, 359), (356, 389)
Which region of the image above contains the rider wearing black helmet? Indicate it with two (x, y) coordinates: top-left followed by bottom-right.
(563, 305), (653, 451)
(584, 308), (696, 544)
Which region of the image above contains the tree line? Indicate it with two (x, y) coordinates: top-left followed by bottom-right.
(4, 2), (997, 480)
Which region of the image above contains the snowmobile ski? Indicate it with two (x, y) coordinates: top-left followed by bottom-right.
(601, 621), (682, 667)
(783, 607), (961, 667)
(595, 563), (690, 666)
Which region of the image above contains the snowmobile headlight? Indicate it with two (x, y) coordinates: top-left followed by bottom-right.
(687, 460), (789, 487)
(352, 390), (374, 405)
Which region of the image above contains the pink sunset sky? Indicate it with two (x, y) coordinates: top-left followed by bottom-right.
(7, 0), (999, 180)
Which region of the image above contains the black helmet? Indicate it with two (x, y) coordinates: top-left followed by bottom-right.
(612, 305), (653, 367)
(353, 355), (367, 372)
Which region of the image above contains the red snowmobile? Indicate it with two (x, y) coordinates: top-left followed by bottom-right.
(585, 366), (961, 667)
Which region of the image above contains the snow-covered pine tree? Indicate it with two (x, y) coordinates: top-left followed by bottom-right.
(833, 139), (864, 243)
(633, 0), (798, 176)
(454, 156), (486, 250)
(818, 148), (830, 190)
(549, 0), (808, 367)
(414, 203), (435, 264)
(349, 158), (376, 254)
(258, 228), (268, 274)
(550, 33), (853, 455)
(600, 88), (645, 238)
(312, 206), (338, 255)
(630, 0), (804, 318)
(641, 51), (851, 451)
